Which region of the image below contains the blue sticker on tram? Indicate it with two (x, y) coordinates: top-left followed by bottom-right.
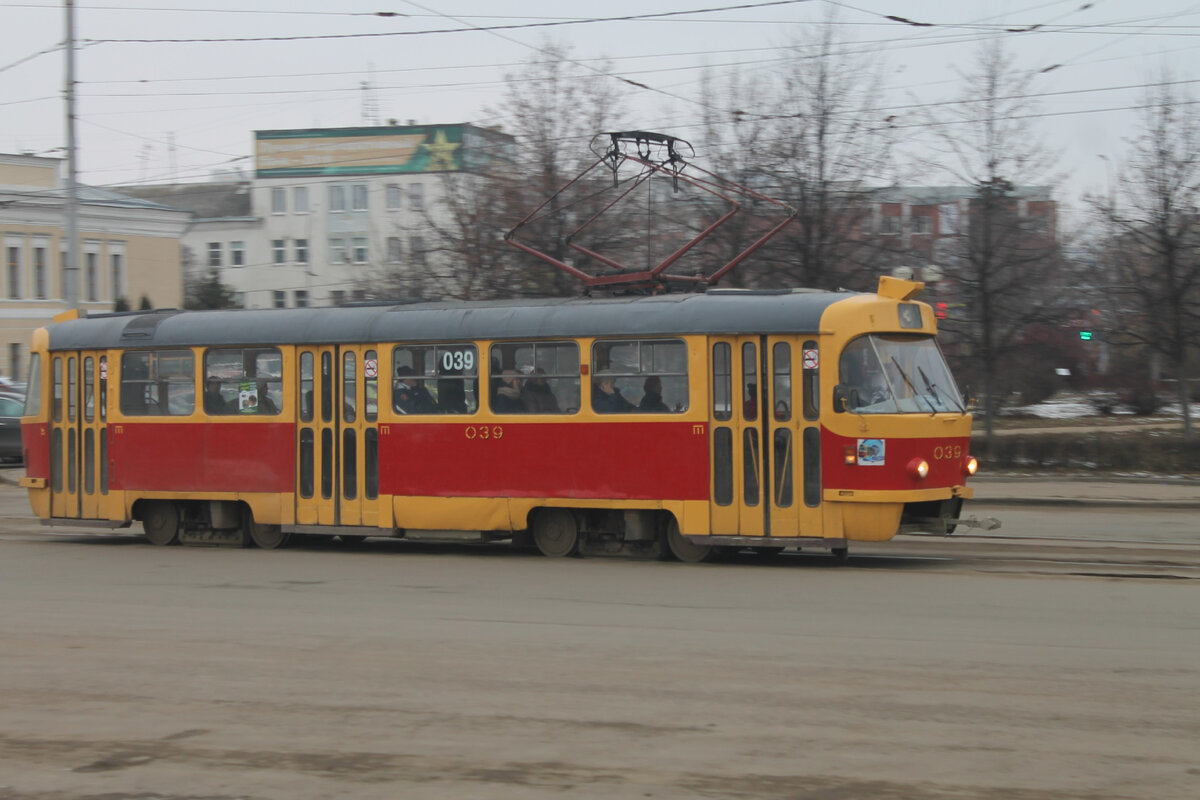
(857, 438), (885, 466)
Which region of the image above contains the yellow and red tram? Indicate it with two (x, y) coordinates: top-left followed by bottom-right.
(19, 275), (978, 561)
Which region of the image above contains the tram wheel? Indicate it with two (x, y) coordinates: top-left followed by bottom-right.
(248, 521), (291, 550)
(665, 517), (712, 563)
(532, 509), (579, 558)
(142, 501), (180, 546)
(831, 546), (849, 562)
(338, 534), (368, 546)
(755, 546), (786, 557)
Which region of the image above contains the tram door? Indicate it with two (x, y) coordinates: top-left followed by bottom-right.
(49, 351), (108, 520)
(294, 346), (379, 528)
(709, 336), (813, 538)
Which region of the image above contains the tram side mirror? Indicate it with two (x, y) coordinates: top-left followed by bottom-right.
(833, 384), (857, 413)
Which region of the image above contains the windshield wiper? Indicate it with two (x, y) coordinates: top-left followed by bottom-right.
(918, 365), (966, 415)
(890, 357), (938, 415)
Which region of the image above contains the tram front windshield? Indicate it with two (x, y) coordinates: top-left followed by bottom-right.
(839, 334), (963, 414)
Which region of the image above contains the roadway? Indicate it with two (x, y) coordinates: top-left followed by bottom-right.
(0, 480), (1197, 800)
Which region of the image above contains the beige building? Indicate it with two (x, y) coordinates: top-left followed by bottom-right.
(0, 153), (190, 381)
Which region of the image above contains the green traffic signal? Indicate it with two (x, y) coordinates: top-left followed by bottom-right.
(1079, 331), (1093, 341)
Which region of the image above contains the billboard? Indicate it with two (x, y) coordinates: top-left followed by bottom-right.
(255, 125), (487, 178)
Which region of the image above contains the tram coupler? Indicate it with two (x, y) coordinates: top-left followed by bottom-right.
(900, 516), (1002, 536)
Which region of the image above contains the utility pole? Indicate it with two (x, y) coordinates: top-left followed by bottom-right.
(63, 0), (79, 308)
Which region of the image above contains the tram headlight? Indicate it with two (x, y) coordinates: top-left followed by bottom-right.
(906, 457), (930, 480)
(843, 444), (857, 465)
(964, 455), (978, 476)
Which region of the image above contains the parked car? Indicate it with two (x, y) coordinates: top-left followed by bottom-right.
(0, 393), (24, 463)
(0, 377), (26, 396)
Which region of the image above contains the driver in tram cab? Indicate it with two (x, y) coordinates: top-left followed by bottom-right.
(393, 365), (437, 414)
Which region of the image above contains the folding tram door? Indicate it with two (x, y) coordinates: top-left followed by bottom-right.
(295, 345), (380, 531)
(48, 351), (108, 521)
(709, 336), (820, 539)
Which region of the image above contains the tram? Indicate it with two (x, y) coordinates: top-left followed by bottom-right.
(18, 275), (981, 561)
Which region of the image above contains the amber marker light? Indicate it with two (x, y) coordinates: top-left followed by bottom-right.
(907, 457), (930, 480)
(964, 455), (979, 476)
(844, 445), (857, 465)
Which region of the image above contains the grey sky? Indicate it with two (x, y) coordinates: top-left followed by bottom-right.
(3, 0), (1198, 223)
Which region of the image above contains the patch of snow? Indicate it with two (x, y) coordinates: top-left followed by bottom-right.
(1010, 402), (1096, 419)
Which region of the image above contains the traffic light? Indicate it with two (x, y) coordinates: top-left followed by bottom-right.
(1079, 330), (1093, 341)
(935, 302), (948, 320)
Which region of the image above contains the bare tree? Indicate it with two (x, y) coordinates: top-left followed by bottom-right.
(1088, 74), (1200, 438)
(758, 15), (900, 291)
(922, 39), (1065, 442)
(425, 166), (523, 300)
(686, 67), (778, 288)
(485, 41), (628, 296)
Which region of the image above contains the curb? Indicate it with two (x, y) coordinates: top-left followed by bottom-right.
(972, 497), (1200, 510)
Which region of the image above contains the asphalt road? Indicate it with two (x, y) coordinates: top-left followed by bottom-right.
(0, 486), (1198, 800)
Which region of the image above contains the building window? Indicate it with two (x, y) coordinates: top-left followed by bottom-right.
(331, 289), (345, 306)
(272, 239), (287, 265)
(911, 216), (932, 235)
(330, 237), (347, 264)
(294, 290), (308, 308)
(273, 290), (286, 308)
(34, 246), (48, 299)
(207, 242), (222, 267)
(386, 183), (402, 210)
(295, 239), (309, 264)
(353, 289), (366, 302)
(329, 185), (346, 212)
(271, 187), (286, 214)
(409, 235), (426, 266)
(293, 186), (308, 214)
(352, 237), (368, 264)
(387, 236), (403, 263)
(85, 251), (98, 302)
(6, 245), (21, 299)
(351, 184), (368, 211)
(109, 251), (123, 298)
(408, 183), (424, 211)
(880, 216), (903, 235)
(230, 241), (245, 267)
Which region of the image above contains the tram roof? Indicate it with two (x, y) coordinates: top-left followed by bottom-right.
(45, 290), (860, 351)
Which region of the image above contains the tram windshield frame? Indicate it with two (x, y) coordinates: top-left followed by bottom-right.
(838, 333), (963, 414)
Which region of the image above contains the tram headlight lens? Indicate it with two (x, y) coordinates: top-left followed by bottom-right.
(844, 445), (857, 465)
(907, 458), (930, 480)
(964, 455), (978, 476)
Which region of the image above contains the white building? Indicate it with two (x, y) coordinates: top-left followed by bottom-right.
(130, 124), (513, 309)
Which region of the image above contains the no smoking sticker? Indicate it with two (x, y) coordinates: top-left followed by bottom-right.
(802, 349), (819, 370)
(364, 359), (378, 378)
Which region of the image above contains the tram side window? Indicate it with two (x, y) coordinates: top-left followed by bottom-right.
(120, 350), (195, 416)
(488, 341), (580, 414)
(202, 347), (282, 416)
(392, 344), (478, 415)
(591, 339), (688, 414)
